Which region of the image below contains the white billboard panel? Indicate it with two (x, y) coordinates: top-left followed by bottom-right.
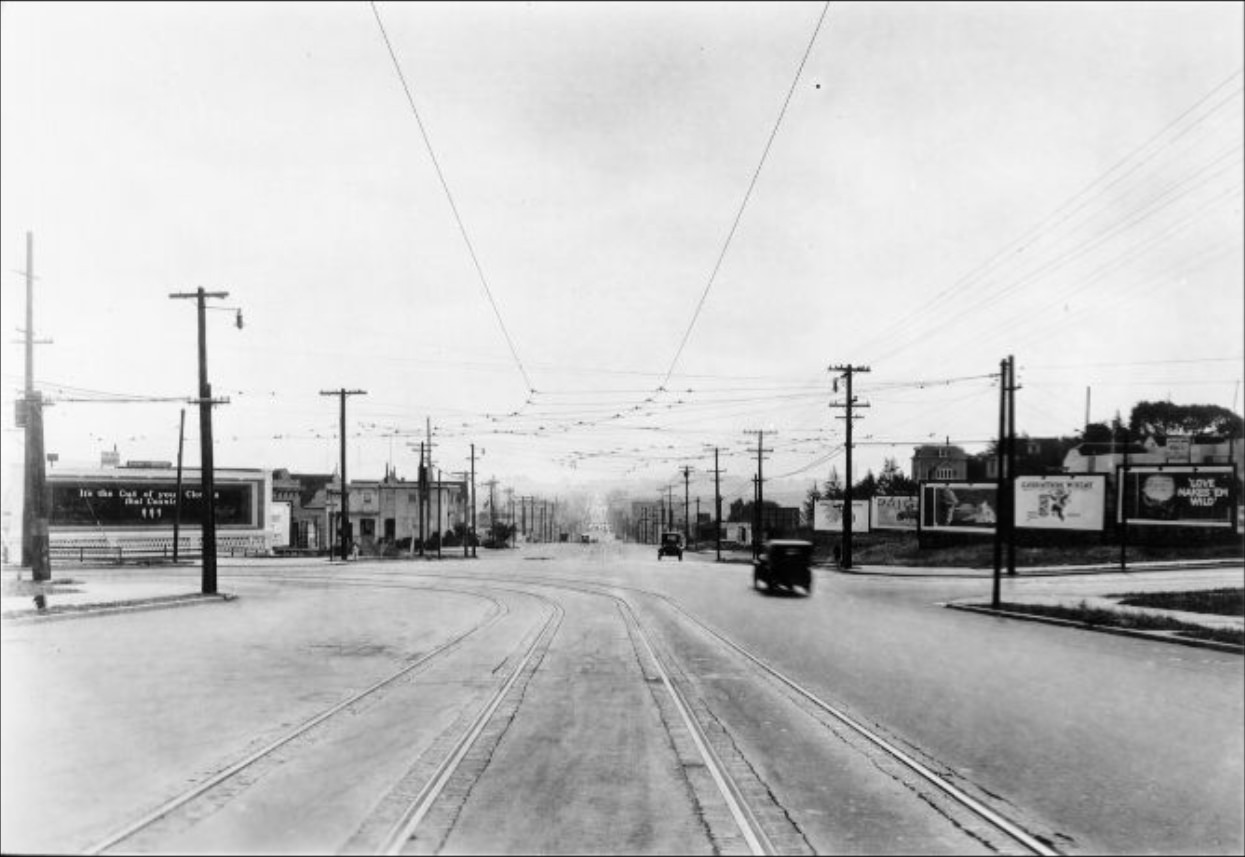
(1014, 476), (1105, 531)
(920, 482), (997, 534)
(871, 496), (918, 530)
(813, 499), (870, 533)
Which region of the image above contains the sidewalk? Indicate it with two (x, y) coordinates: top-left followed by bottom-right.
(0, 566), (233, 622)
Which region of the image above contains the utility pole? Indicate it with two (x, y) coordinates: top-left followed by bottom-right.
(713, 447), (723, 562)
(426, 418), (435, 556)
(417, 442), (426, 556)
(743, 431), (774, 560)
(486, 477), (499, 547)
(320, 388), (366, 562)
(681, 465), (693, 547)
(1005, 355), (1018, 576)
(469, 444), (478, 557)
(829, 364), (870, 569)
(435, 466), (443, 558)
(18, 232), (52, 581)
(173, 409), (186, 563)
(171, 287), (232, 593)
(695, 496), (700, 549)
(992, 358), (1007, 608)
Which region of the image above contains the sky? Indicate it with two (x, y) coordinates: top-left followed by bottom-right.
(2, 0), (1243, 513)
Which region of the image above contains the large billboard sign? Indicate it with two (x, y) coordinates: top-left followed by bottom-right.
(1119, 466), (1237, 529)
(871, 495), (918, 530)
(921, 482), (997, 534)
(1015, 475), (1106, 531)
(50, 480), (257, 528)
(813, 499), (870, 533)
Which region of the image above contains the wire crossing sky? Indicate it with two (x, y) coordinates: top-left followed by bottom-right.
(2, 2), (1242, 506)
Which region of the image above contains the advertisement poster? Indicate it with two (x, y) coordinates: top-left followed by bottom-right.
(1015, 476), (1105, 531)
(813, 499), (870, 533)
(50, 481), (256, 528)
(1120, 466), (1237, 528)
(871, 495), (919, 530)
(920, 482), (997, 533)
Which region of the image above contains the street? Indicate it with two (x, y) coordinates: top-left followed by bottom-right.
(2, 545), (1242, 855)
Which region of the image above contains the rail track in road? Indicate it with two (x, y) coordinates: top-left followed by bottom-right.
(392, 565), (1065, 857)
(242, 569), (778, 855)
(82, 581), (531, 855)
(84, 564), (1061, 855)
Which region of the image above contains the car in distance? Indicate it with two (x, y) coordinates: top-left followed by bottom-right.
(753, 539), (813, 594)
(657, 531), (684, 561)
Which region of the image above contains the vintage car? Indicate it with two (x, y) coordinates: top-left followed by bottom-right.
(657, 531), (684, 561)
(753, 539), (813, 594)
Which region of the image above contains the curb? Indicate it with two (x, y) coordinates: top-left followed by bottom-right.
(1, 592), (238, 624)
(945, 602), (1244, 655)
(831, 558), (1243, 578)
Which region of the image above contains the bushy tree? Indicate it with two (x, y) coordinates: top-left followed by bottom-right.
(875, 457), (917, 495)
(803, 482), (822, 528)
(822, 467), (845, 500)
(852, 470), (878, 500)
(1129, 401), (1243, 440)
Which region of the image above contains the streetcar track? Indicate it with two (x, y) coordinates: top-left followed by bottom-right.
(84, 582), (515, 855)
(259, 568), (773, 854)
(116, 562), (1060, 854)
(395, 565), (1061, 856)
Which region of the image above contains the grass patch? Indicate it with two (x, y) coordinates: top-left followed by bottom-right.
(994, 600), (1244, 647)
(820, 531), (1244, 568)
(1108, 588), (1244, 617)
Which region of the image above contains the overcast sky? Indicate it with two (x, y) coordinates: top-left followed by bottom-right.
(2, 0), (1242, 509)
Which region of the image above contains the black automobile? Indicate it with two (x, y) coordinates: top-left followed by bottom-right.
(753, 539), (813, 594)
(657, 531), (684, 561)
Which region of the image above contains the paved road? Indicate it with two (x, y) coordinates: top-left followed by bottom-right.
(1, 545), (1241, 854)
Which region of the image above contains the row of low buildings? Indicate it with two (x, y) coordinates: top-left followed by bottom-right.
(272, 466), (471, 555)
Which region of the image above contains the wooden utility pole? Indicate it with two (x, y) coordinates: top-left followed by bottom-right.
(829, 365), (870, 569)
(171, 287), (232, 593)
(1005, 355), (1018, 576)
(173, 408), (186, 563)
(680, 466), (694, 546)
(469, 444), (478, 557)
(713, 447), (723, 561)
(19, 232), (51, 581)
(992, 358), (1007, 608)
(743, 430), (774, 559)
(319, 388), (366, 562)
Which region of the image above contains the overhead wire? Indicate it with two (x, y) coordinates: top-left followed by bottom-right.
(369, 1), (534, 394)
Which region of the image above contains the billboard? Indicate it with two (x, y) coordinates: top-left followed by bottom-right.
(921, 482), (997, 534)
(269, 501), (291, 547)
(1014, 476), (1106, 531)
(871, 495), (919, 530)
(813, 499), (870, 533)
(1119, 465), (1237, 529)
(50, 480), (257, 528)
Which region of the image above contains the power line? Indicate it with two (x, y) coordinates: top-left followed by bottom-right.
(369, 1), (533, 394)
(659, 1), (830, 388)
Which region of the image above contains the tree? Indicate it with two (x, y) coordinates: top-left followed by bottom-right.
(803, 482), (822, 529)
(852, 469), (878, 500)
(823, 467), (845, 500)
(876, 457), (917, 495)
(1129, 401), (1243, 440)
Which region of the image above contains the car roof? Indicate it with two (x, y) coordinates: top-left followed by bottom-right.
(765, 539), (812, 547)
